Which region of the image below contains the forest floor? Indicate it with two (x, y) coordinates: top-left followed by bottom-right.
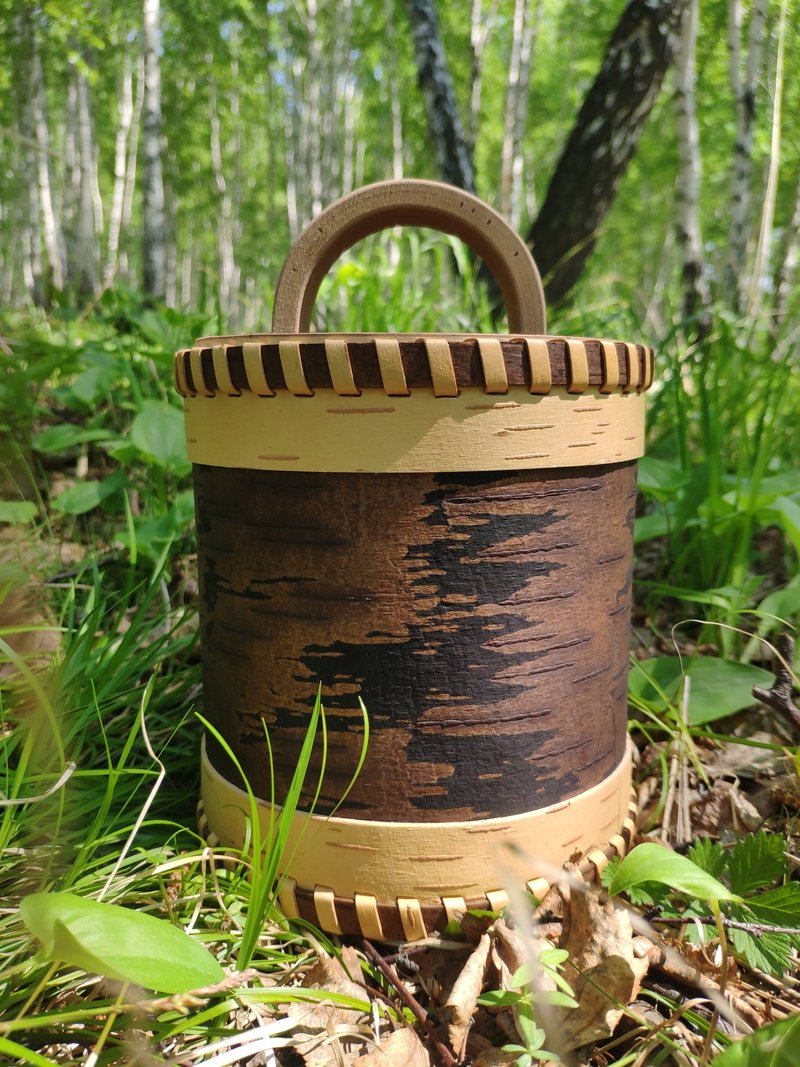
(1, 295), (799, 1066)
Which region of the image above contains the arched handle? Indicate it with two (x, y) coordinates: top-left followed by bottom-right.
(271, 179), (546, 335)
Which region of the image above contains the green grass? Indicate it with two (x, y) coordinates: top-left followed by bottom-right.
(0, 243), (798, 1063)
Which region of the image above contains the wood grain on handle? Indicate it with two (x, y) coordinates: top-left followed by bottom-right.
(270, 180), (546, 334)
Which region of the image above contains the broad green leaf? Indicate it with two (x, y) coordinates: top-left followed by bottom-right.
(712, 1013), (800, 1065)
(634, 511), (670, 544)
(727, 832), (786, 896)
(765, 496), (800, 558)
(637, 456), (690, 499)
(607, 843), (740, 903)
(477, 989), (522, 1007)
(129, 401), (189, 473)
(628, 656), (774, 724)
(752, 577), (800, 635)
(0, 500), (37, 524)
(51, 472), (127, 515)
(21, 892), (225, 994)
(32, 425), (112, 454)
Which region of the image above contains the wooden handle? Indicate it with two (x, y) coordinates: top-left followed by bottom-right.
(271, 179), (547, 334)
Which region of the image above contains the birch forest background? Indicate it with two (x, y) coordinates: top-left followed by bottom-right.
(1, 0), (798, 330)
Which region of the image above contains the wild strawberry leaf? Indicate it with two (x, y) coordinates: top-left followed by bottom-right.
(727, 833), (787, 896)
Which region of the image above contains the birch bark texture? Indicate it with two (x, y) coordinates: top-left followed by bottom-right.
(403, 0), (476, 194)
(528, 0), (688, 304)
(725, 0), (768, 310)
(674, 0), (710, 325)
(142, 0), (166, 299)
(25, 9), (65, 294)
(500, 0), (542, 230)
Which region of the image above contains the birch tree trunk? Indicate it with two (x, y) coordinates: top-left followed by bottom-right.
(725, 0), (767, 310)
(500, 0), (541, 230)
(208, 68), (236, 319)
(305, 0), (323, 218)
(105, 46), (135, 285)
(142, 0), (166, 299)
(74, 65), (99, 297)
(403, 0), (476, 193)
(528, 0), (688, 305)
(385, 0), (404, 181)
(747, 1), (785, 317)
(775, 171), (800, 323)
(468, 0), (498, 152)
(27, 13), (65, 293)
(673, 0), (710, 325)
(120, 52), (145, 284)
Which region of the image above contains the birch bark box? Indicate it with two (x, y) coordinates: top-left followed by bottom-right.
(175, 180), (652, 941)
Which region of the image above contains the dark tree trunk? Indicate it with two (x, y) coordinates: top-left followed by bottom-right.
(529, 0), (688, 305)
(403, 0), (476, 194)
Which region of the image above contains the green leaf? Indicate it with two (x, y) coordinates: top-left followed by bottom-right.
(0, 500), (37, 524)
(727, 833), (787, 896)
(729, 926), (797, 978)
(20, 892), (225, 994)
(129, 401), (189, 473)
(477, 989), (522, 1007)
(32, 425), (113, 454)
(711, 1012), (800, 1065)
(51, 472), (127, 515)
(607, 843), (740, 903)
(687, 838), (728, 881)
(628, 656), (774, 724)
(766, 496), (800, 558)
(743, 884), (800, 927)
(637, 456), (690, 500)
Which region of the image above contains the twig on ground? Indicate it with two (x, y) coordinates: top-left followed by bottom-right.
(361, 939), (457, 1067)
(752, 633), (800, 735)
(650, 915), (800, 937)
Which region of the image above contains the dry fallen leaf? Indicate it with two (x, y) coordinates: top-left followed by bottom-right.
(352, 1027), (430, 1066)
(441, 931), (492, 1058)
(555, 882), (650, 1052)
(470, 1050), (524, 1067)
(283, 951), (371, 1067)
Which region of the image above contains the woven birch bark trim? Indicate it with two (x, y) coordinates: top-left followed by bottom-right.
(174, 336), (655, 398)
(198, 739), (635, 941)
(197, 788), (637, 944)
(181, 386), (646, 472)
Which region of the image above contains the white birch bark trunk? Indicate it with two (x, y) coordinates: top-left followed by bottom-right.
(673, 0), (710, 323)
(75, 65), (98, 296)
(105, 46), (134, 285)
(120, 51), (145, 284)
(775, 171), (800, 322)
(726, 0), (767, 309)
(500, 0), (541, 229)
(208, 69), (236, 319)
(285, 61), (301, 242)
(304, 0), (323, 218)
(385, 0), (404, 181)
(747, 1), (785, 317)
(30, 28), (65, 291)
(142, 0), (166, 298)
(468, 0), (498, 152)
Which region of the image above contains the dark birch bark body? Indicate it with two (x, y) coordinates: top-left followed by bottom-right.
(196, 462), (636, 821)
(528, 0), (687, 304)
